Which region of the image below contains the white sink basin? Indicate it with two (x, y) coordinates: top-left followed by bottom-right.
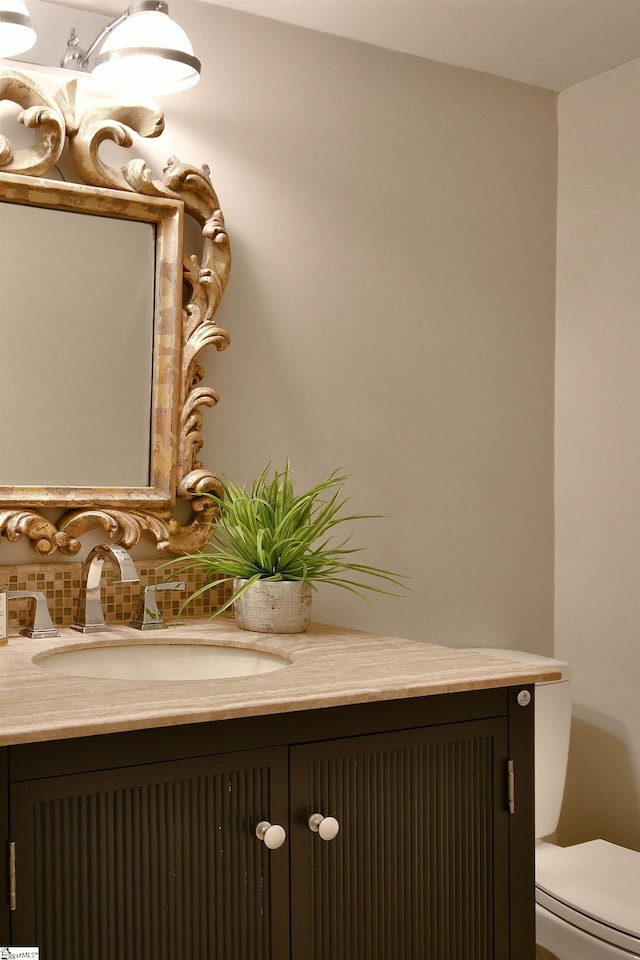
(36, 642), (290, 682)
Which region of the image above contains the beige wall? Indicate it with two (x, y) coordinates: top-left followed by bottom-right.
(149, 3), (557, 645)
(555, 58), (640, 851)
(3, 5), (557, 651)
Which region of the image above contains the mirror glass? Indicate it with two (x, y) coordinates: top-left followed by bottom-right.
(0, 171), (183, 510)
(0, 201), (156, 487)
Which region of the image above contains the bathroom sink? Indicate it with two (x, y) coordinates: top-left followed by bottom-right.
(36, 642), (290, 682)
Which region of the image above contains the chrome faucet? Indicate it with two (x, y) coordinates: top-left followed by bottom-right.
(130, 581), (185, 630)
(0, 590), (59, 641)
(72, 543), (139, 634)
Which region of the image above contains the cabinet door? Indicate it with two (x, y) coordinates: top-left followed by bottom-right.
(290, 719), (510, 960)
(10, 746), (290, 960)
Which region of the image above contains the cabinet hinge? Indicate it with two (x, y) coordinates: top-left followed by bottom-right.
(8, 840), (16, 911)
(506, 759), (515, 814)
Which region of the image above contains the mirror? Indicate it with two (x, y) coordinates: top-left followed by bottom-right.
(0, 68), (231, 557)
(0, 183), (165, 489)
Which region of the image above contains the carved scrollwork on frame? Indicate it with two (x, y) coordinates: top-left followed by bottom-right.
(0, 509), (80, 558)
(0, 70), (231, 556)
(0, 70), (65, 175)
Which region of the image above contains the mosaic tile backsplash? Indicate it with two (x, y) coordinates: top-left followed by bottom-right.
(0, 559), (230, 631)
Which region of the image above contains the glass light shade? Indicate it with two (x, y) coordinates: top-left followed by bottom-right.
(92, 8), (200, 96)
(0, 0), (36, 58)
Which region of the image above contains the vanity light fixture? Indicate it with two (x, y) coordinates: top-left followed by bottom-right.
(61, 0), (201, 96)
(0, 0), (36, 58)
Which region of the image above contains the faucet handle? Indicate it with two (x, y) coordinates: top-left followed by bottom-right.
(3, 590), (59, 639)
(130, 581), (185, 631)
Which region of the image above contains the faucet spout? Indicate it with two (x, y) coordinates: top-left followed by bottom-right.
(72, 543), (140, 634)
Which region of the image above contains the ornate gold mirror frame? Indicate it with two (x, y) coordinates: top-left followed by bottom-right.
(0, 69), (231, 557)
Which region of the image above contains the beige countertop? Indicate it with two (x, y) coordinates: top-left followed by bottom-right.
(0, 618), (559, 746)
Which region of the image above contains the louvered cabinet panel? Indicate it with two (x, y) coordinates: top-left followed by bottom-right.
(10, 747), (290, 960)
(289, 719), (510, 960)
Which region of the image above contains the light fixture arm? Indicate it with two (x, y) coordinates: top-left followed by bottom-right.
(77, 10), (129, 69)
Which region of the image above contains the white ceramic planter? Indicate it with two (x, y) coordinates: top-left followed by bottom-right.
(233, 579), (312, 633)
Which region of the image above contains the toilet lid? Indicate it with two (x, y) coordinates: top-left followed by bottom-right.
(536, 840), (640, 953)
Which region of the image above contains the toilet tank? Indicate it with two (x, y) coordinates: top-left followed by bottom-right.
(466, 648), (572, 839)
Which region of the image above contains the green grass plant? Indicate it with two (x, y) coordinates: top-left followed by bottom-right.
(178, 460), (408, 617)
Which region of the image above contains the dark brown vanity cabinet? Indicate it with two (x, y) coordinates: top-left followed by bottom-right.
(8, 748), (291, 960)
(2, 687), (536, 959)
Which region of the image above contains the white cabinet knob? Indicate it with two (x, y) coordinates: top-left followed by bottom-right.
(255, 820), (286, 849)
(308, 813), (340, 841)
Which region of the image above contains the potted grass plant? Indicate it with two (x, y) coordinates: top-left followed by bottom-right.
(179, 460), (408, 633)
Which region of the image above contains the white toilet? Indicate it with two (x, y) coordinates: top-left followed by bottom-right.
(470, 648), (640, 959)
